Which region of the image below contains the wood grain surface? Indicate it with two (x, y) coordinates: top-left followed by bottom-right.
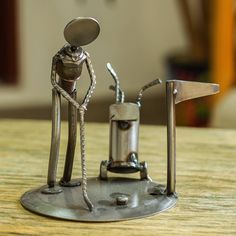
(0, 119), (235, 235)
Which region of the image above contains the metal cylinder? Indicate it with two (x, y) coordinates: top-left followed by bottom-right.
(108, 103), (140, 173)
(166, 81), (176, 195)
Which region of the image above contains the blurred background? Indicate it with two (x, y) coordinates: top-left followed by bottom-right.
(0, 0), (235, 128)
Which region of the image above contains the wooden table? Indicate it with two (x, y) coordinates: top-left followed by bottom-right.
(0, 119), (235, 235)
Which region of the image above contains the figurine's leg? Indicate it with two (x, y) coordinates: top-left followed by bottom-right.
(42, 88), (62, 194)
(60, 90), (80, 187)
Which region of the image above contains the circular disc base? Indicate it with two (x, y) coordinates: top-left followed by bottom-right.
(21, 178), (177, 222)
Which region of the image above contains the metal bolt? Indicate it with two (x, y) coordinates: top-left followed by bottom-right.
(41, 186), (63, 194)
(118, 121), (130, 130)
(116, 196), (128, 205)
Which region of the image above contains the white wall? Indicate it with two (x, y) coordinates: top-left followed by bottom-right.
(0, 0), (187, 108)
(211, 88), (236, 128)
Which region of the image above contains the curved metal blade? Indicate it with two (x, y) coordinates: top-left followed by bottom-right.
(167, 80), (220, 104)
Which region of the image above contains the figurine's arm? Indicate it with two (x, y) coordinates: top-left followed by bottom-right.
(82, 52), (96, 109)
(50, 55), (80, 109)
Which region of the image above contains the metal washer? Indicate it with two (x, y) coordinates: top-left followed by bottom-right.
(21, 177), (177, 222)
(64, 17), (100, 46)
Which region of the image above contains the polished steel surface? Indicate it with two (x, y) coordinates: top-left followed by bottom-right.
(108, 103), (141, 174)
(109, 103), (139, 121)
(172, 80), (220, 104)
(21, 178), (177, 222)
(109, 121), (139, 170)
(64, 17), (100, 47)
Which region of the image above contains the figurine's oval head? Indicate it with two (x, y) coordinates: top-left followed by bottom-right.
(56, 45), (85, 82)
(64, 17), (100, 47)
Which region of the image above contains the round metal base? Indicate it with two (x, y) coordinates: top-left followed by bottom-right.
(21, 177), (177, 222)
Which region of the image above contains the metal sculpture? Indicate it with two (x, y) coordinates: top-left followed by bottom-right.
(21, 17), (220, 222)
(21, 17), (100, 212)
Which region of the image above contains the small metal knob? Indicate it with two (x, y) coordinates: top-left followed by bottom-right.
(116, 196), (128, 205)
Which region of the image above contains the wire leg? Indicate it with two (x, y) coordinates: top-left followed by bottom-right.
(42, 89), (62, 194)
(60, 90), (79, 187)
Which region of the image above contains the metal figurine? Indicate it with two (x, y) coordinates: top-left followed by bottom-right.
(20, 19), (220, 222)
(21, 17), (100, 212)
(47, 17), (100, 211)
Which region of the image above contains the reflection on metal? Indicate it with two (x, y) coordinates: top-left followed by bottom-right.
(20, 18), (220, 222)
(21, 178), (177, 222)
(166, 80), (220, 195)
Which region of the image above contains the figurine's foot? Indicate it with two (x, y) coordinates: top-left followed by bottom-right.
(41, 186), (63, 194)
(59, 178), (81, 187)
(164, 189), (179, 198)
(140, 161), (151, 180)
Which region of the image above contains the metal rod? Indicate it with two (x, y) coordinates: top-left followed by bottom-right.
(61, 90), (77, 183)
(82, 53), (96, 109)
(166, 81), (176, 195)
(120, 90), (125, 103)
(106, 63), (122, 103)
(47, 88), (61, 187)
(109, 85), (125, 103)
(79, 108), (93, 211)
(136, 78), (162, 107)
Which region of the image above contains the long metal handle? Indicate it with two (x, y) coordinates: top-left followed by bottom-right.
(47, 88), (61, 187)
(166, 82), (176, 195)
(61, 90), (77, 184)
(79, 108), (93, 211)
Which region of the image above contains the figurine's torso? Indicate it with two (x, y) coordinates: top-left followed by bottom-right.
(56, 45), (86, 93)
